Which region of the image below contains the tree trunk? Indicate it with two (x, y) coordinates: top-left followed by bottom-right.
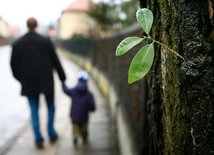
(139, 0), (214, 154)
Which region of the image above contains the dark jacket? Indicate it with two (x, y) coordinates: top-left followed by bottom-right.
(10, 31), (66, 96)
(62, 81), (95, 123)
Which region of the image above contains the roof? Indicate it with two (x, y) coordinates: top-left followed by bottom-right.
(63, 0), (93, 12)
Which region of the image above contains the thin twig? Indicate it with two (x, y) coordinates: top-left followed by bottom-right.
(143, 36), (184, 60)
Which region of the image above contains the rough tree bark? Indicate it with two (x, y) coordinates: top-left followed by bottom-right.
(139, 0), (214, 154)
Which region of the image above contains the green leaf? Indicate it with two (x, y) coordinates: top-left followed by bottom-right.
(115, 37), (143, 56)
(136, 8), (153, 35)
(128, 43), (154, 84)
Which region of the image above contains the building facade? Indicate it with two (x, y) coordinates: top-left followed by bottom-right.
(58, 0), (95, 40)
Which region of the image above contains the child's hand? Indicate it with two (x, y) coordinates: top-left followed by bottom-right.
(61, 81), (66, 88)
(61, 82), (70, 95)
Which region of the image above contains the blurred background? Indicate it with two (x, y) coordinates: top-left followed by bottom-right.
(0, 0), (142, 155)
(0, 0), (139, 44)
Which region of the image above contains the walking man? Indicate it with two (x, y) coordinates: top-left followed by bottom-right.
(10, 17), (66, 148)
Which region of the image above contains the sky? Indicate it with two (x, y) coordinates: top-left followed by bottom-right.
(0, 0), (75, 32)
(0, 0), (121, 33)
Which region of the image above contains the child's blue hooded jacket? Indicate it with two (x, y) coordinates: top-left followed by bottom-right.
(62, 80), (95, 123)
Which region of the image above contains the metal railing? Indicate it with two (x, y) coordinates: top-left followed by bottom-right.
(59, 24), (149, 154)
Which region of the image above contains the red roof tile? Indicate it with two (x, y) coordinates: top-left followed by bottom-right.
(64, 0), (93, 12)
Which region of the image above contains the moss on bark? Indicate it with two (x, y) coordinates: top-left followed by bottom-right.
(140, 0), (214, 154)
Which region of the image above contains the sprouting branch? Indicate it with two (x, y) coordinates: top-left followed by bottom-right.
(115, 8), (185, 84)
(143, 36), (184, 60)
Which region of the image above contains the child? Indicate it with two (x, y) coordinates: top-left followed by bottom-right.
(62, 70), (96, 145)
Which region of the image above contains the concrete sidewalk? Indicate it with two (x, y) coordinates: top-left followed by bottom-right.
(2, 55), (113, 155)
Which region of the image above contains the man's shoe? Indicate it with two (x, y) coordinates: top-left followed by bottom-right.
(36, 141), (44, 149)
(50, 136), (59, 144)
